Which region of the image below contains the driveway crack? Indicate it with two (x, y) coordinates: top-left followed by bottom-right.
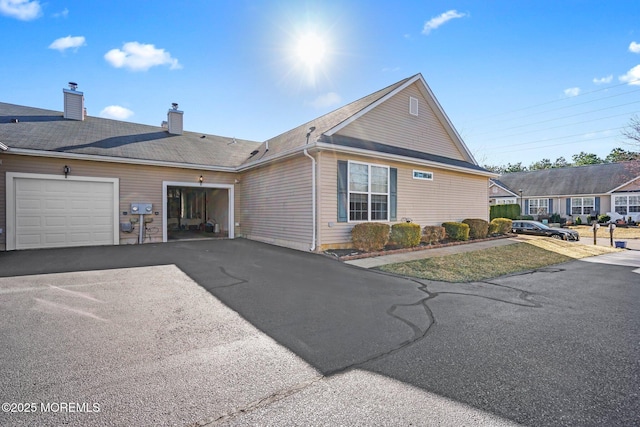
(191, 375), (325, 426)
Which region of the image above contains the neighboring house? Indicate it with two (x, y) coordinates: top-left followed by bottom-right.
(489, 163), (640, 223)
(0, 74), (495, 252)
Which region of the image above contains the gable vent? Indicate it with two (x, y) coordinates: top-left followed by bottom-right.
(409, 96), (419, 116)
(167, 103), (183, 135)
(63, 82), (85, 121)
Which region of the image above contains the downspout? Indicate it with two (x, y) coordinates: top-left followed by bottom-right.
(304, 127), (317, 251)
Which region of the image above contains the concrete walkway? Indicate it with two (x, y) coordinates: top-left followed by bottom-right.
(344, 237), (523, 268)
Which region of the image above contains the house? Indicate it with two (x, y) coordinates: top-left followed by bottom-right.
(489, 162), (640, 223)
(0, 74), (495, 252)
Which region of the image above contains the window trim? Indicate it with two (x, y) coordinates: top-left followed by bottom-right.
(571, 197), (595, 215)
(347, 160), (390, 222)
(613, 194), (640, 215)
(528, 198), (549, 216)
(412, 169), (433, 181)
(409, 96), (419, 116)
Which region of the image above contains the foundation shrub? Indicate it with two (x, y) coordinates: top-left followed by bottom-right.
(422, 225), (446, 245)
(351, 222), (390, 252)
(390, 223), (422, 248)
(489, 218), (513, 235)
(442, 222), (470, 241)
(462, 218), (489, 239)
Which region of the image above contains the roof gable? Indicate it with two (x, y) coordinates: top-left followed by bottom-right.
(242, 74), (477, 167)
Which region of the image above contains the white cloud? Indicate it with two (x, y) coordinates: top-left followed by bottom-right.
(592, 75), (612, 84)
(309, 92), (341, 109)
(48, 35), (86, 52)
(0, 0), (42, 20)
(629, 41), (640, 54)
(619, 64), (640, 85)
(563, 87), (581, 97)
(100, 105), (134, 120)
(104, 42), (182, 72)
(53, 8), (68, 18)
(422, 10), (467, 35)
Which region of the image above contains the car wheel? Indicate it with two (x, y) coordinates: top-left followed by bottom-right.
(551, 234), (562, 240)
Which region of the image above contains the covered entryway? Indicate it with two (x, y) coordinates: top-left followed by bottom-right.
(6, 173), (119, 250)
(162, 181), (234, 242)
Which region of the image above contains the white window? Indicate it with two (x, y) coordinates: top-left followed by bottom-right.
(413, 170), (433, 180)
(348, 161), (389, 221)
(571, 197), (594, 215)
(409, 97), (419, 116)
(614, 195), (640, 215)
(528, 198), (548, 215)
(496, 199), (516, 205)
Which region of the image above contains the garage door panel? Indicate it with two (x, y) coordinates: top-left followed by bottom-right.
(14, 177), (116, 250)
(44, 216), (67, 227)
(17, 198), (42, 210)
(44, 199), (67, 210)
(16, 216), (42, 227)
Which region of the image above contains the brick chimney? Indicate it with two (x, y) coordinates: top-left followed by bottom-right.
(63, 82), (85, 121)
(167, 102), (183, 135)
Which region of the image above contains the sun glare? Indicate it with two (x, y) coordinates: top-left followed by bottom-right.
(295, 32), (327, 68)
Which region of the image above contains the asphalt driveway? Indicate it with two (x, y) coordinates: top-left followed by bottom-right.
(0, 239), (638, 426)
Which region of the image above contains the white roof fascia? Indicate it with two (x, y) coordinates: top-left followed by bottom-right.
(315, 141), (498, 178)
(414, 74), (477, 165)
(5, 148), (236, 172)
(608, 175), (640, 193)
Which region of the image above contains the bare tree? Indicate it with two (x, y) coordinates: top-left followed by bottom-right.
(622, 115), (640, 147)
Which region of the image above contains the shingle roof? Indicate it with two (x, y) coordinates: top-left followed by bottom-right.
(493, 162), (640, 196)
(0, 102), (261, 168)
(240, 76), (414, 165)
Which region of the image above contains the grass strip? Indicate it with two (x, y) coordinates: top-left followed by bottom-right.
(377, 240), (618, 282)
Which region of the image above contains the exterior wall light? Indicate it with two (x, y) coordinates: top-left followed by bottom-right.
(63, 165), (70, 178)
(199, 175), (204, 185)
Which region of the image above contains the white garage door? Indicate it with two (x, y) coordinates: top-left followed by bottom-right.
(13, 176), (116, 250)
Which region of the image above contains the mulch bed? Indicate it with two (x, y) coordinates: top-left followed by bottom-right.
(324, 234), (514, 261)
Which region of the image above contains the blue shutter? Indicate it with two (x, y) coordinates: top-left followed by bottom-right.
(566, 198), (571, 216)
(524, 199), (529, 216)
(548, 198), (554, 214)
(390, 168), (397, 221)
(337, 161), (348, 222)
(595, 197), (600, 215)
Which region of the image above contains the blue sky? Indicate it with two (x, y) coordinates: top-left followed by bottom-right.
(1, 0), (639, 167)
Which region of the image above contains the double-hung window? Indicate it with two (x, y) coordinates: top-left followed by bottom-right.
(528, 198), (548, 215)
(614, 195), (640, 215)
(571, 197), (594, 215)
(348, 161), (389, 221)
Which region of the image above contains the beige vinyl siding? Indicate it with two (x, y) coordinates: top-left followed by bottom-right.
(617, 179), (640, 192)
(336, 83), (466, 161)
(0, 154), (236, 249)
(317, 153), (489, 249)
(237, 155), (313, 251)
(490, 185), (516, 198)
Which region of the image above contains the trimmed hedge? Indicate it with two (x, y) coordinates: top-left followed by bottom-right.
(422, 225), (446, 245)
(390, 223), (421, 248)
(489, 218), (513, 235)
(490, 204), (521, 220)
(442, 222), (470, 241)
(462, 218), (489, 239)
(351, 222), (390, 252)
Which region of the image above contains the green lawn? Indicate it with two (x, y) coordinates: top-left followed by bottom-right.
(377, 239), (619, 282)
